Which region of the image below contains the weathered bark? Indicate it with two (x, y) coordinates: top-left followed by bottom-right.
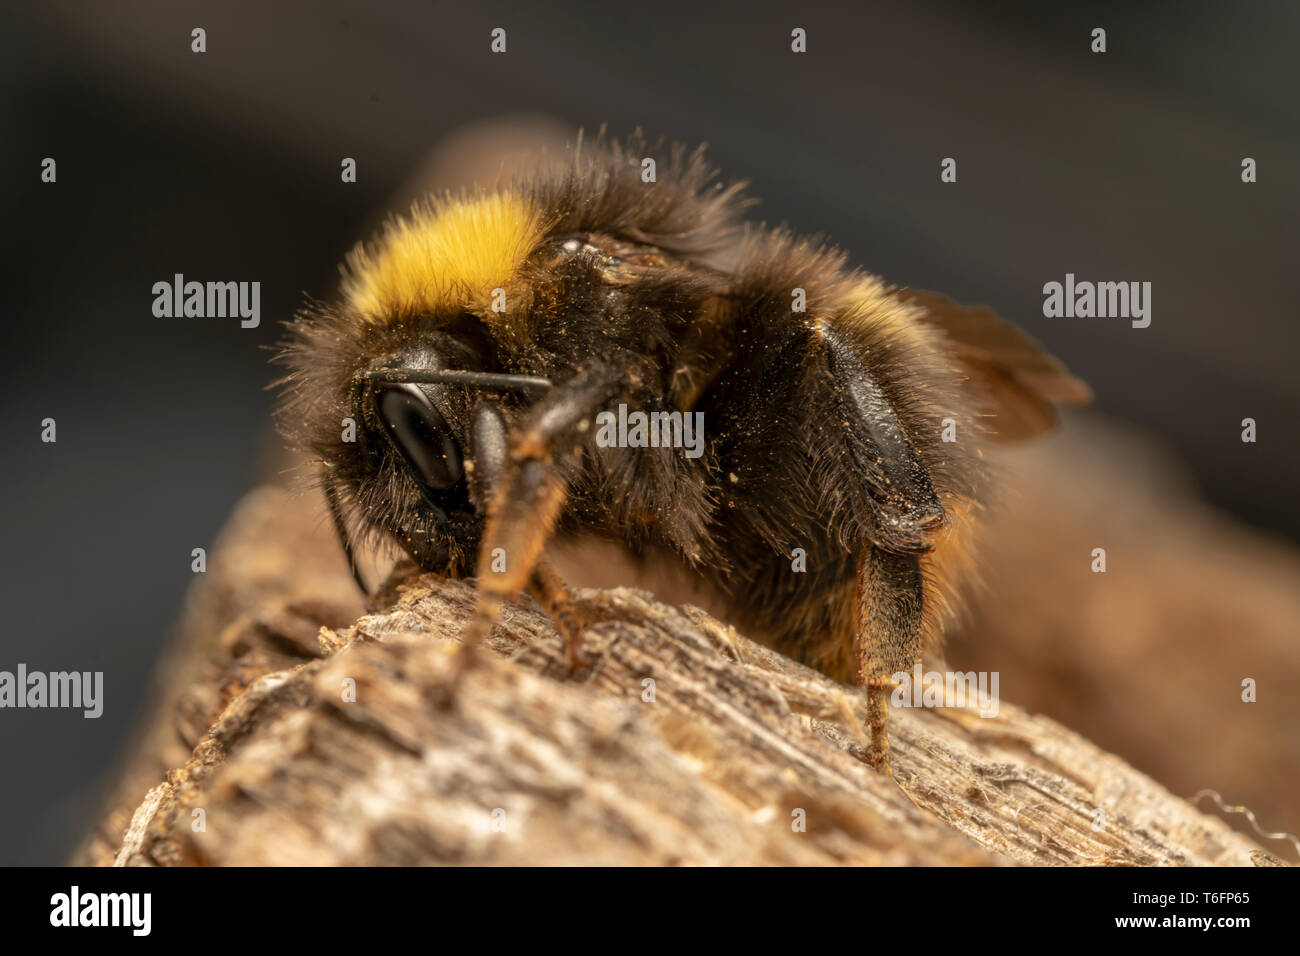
(69, 117), (1294, 868)
(75, 481), (1282, 867)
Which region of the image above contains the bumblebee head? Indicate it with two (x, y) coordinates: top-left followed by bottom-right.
(278, 192), (553, 582)
(277, 133), (751, 591)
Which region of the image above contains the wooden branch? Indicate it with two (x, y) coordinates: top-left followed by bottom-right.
(77, 483), (1283, 867)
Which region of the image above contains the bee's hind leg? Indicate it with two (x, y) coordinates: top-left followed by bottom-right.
(855, 546), (925, 774)
(807, 325), (937, 773)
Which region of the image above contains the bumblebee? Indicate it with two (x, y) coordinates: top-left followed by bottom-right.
(277, 133), (1089, 771)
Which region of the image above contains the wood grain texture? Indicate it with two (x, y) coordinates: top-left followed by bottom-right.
(77, 481), (1281, 867)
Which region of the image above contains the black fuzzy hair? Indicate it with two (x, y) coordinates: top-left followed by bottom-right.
(519, 128), (753, 259)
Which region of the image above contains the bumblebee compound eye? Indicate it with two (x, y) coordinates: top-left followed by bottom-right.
(373, 384), (464, 491)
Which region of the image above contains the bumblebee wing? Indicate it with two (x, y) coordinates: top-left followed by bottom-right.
(891, 287), (1092, 441)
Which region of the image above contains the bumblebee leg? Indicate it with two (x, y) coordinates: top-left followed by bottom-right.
(856, 546), (925, 774)
(449, 365), (632, 688)
(527, 557), (589, 668)
(808, 324), (938, 770)
(441, 398), (524, 687)
(465, 398), (510, 511)
(448, 457), (566, 687)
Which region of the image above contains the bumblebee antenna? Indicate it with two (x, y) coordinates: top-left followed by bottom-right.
(322, 469), (369, 595)
(358, 369), (552, 392)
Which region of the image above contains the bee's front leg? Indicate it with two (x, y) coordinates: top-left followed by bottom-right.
(855, 546), (924, 774)
(447, 365), (632, 690)
(526, 557), (589, 669)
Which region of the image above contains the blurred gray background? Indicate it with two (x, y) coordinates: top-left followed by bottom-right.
(0, 0), (1296, 864)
